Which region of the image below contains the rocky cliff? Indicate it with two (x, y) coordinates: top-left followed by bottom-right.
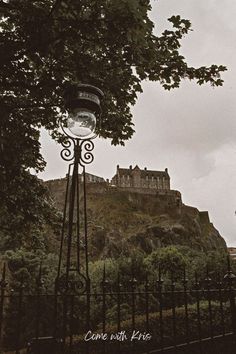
(44, 179), (227, 259)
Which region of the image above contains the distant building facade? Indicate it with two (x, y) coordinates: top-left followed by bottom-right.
(111, 165), (170, 190)
(79, 172), (105, 183)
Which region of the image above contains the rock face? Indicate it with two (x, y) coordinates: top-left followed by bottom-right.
(45, 179), (227, 259)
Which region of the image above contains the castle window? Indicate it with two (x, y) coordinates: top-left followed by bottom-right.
(163, 177), (166, 189)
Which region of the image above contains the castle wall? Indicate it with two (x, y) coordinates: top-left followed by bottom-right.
(44, 177), (181, 209)
(43, 167), (180, 211)
(199, 211), (210, 224)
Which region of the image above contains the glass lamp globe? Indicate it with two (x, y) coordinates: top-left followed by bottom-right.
(67, 108), (96, 138)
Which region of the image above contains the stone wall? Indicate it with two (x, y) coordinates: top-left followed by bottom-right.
(199, 211), (210, 224)
(43, 177), (182, 210)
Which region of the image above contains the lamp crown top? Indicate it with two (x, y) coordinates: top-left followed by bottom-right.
(64, 83), (104, 114)
(77, 84), (104, 99)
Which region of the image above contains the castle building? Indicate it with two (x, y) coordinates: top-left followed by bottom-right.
(79, 172), (105, 183)
(111, 165), (170, 190)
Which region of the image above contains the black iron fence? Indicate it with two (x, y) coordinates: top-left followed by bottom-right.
(0, 261), (236, 354)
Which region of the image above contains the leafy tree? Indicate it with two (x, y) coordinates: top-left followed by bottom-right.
(144, 246), (229, 285)
(145, 246), (187, 279)
(0, 1), (226, 244)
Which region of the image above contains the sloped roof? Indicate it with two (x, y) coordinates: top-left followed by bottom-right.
(141, 170), (169, 178)
(117, 167), (169, 178)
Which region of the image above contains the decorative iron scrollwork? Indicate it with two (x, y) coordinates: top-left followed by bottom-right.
(56, 271), (88, 295)
(60, 139), (75, 162)
(79, 139), (95, 166)
(60, 125), (95, 165)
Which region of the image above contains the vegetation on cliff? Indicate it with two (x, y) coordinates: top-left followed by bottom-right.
(28, 181), (227, 285)
(84, 189), (226, 259)
(0, 180), (229, 291)
(45, 180), (226, 258)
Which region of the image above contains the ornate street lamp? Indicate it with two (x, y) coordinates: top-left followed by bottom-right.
(65, 84), (103, 138)
(23, 85), (104, 352)
(55, 84), (103, 333)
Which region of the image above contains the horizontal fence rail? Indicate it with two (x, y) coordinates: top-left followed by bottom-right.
(0, 261), (236, 354)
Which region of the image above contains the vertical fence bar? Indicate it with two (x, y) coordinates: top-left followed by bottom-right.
(224, 255), (236, 337)
(205, 267), (213, 339)
(145, 273), (149, 333)
(62, 295), (68, 348)
(195, 272), (202, 351)
(85, 285), (90, 354)
(218, 280), (225, 336)
(15, 280), (24, 354)
(0, 263), (6, 348)
(145, 273), (150, 354)
(0, 264), (6, 340)
(117, 272), (121, 333)
(171, 272), (177, 348)
(102, 264), (107, 333)
(102, 264), (108, 354)
(35, 263), (42, 340)
(117, 273), (121, 354)
(53, 280), (59, 339)
(130, 267), (137, 354)
(157, 266), (164, 351)
(86, 278), (91, 333)
(69, 294), (74, 353)
(130, 270), (137, 332)
(183, 267), (189, 345)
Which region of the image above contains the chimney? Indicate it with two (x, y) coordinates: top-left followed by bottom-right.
(117, 164), (119, 171)
(165, 168), (168, 173)
(144, 167), (147, 171)
(129, 165), (132, 170)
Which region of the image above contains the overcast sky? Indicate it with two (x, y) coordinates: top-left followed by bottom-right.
(39, 0), (236, 247)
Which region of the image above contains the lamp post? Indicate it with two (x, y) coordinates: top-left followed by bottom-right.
(1, 83), (103, 352)
(55, 84), (103, 337)
(25, 85), (104, 353)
